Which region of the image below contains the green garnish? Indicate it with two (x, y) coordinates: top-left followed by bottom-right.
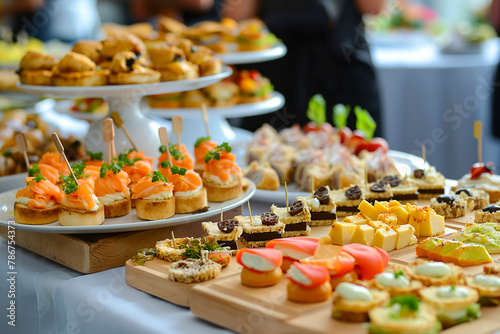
(132, 248), (156, 266)
(168, 144), (185, 161)
(181, 237), (227, 259)
(86, 150), (103, 161)
(159, 145), (167, 153)
(72, 162), (87, 179)
(28, 174), (46, 184)
(28, 163), (41, 177)
(117, 151), (139, 166)
(62, 176), (78, 194)
(451, 285), (456, 292)
(354, 106), (376, 140)
(204, 143), (232, 163)
(99, 161), (122, 178)
(256, 83), (274, 97)
(389, 295), (419, 312)
(306, 94), (326, 126)
(150, 170), (168, 185)
(333, 104), (351, 129)
(160, 161), (187, 175)
(394, 270), (405, 279)
(194, 136), (210, 148)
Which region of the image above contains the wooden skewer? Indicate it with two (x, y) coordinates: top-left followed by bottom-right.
(285, 182), (289, 212)
(15, 133), (30, 170)
(158, 127), (172, 165)
(220, 207), (224, 222)
(172, 116), (183, 148)
(247, 201), (253, 223)
(422, 144), (426, 169)
(171, 231), (177, 249)
(201, 103), (210, 137)
(103, 118), (114, 164)
(474, 121), (483, 164)
(111, 111), (138, 151)
(51, 132), (78, 185)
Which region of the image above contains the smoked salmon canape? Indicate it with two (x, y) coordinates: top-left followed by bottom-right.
(119, 151), (154, 208)
(95, 161), (131, 218)
(157, 143), (194, 171)
(237, 248), (283, 287)
(159, 161), (207, 214)
(83, 150), (104, 167)
(39, 152), (70, 182)
(28, 163), (60, 185)
(203, 143), (242, 202)
(193, 136), (217, 176)
(131, 171), (175, 220)
(59, 176), (105, 226)
(15, 173), (63, 225)
(286, 262), (332, 303)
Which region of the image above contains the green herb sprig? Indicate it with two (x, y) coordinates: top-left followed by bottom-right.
(150, 171), (169, 186)
(62, 176), (78, 194)
(27, 174), (46, 185)
(333, 104), (351, 129)
(306, 94), (326, 126)
(85, 150), (103, 161)
(194, 136), (210, 148)
(28, 163), (41, 177)
(160, 161), (187, 175)
(99, 161), (123, 179)
(204, 143), (232, 163)
(354, 106), (376, 140)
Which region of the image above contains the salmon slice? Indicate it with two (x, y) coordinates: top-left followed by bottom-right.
(37, 164), (60, 184)
(157, 144), (194, 170)
(286, 262), (330, 288)
(194, 140), (217, 166)
(128, 150), (154, 169)
(62, 178), (98, 210)
(160, 167), (202, 193)
(266, 237), (319, 259)
(16, 177), (63, 209)
(95, 170), (131, 197)
(122, 160), (153, 186)
(39, 152), (70, 175)
(237, 248), (283, 271)
(204, 151), (241, 183)
(131, 176), (174, 199)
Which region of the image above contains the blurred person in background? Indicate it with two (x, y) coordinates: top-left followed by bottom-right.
(490, 0), (500, 138)
(223, 0), (386, 135)
(0, 0), (101, 42)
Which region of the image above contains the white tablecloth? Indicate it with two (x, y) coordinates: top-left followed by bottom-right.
(372, 39), (500, 179)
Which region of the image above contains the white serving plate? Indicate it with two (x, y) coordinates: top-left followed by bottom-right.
(0, 181), (255, 234)
(215, 43), (287, 64)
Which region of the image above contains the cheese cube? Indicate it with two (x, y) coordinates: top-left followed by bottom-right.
(344, 213), (370, 225)
(393, 224), (416, 249)
(408, 207), (426, 236)
(388, 200), (402, 207)
(420, 211), (445, 237)
(351, 224), (375, 246)
(389, 205), (410, 225)
(358, 200), (378, 220)
(373, 201), (390, 216)
(377, 213), (398, 226)
(371, 226), (398, 252)
(329, 222), (357, 245)
(368, 220), (385, 230)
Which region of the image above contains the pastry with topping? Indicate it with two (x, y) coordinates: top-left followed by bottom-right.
(14, 172), (63, 225)
(382, 175), (419, 204)
(202, 219), (243, 254)
(188, 46), (222, 77)
(474, 203), (500, 223)
(95, 161), (131, 218)
(329, 185), (364, 217)
(168, 257), (221, 284)
(297, 186), (337, 226)
(270, 202), (311, 237)
(430, 194), (470, 218)
(236, 19), (278, 52)
(457, 162), (500, 202)
(235, 213), (285, 248)
(372, 268), (423, 297)
(419, 285), (480, 328)
(59, 176), (104, 226)
(266, 237), (319, 272)
(237, 248), (283, 287)
(466, 273), (500, 306)
(366, 295), (441, 334)
(148, 44), (199, 81)
(454, 186), (490, 210)
(18, 51), (57, 86)
(243, 160), (280, 191)
(71, 40), (103, 64)
(203, 80), (239, 106)
(406, 261), (464, 287)
(193, 137), (217, 176)
(100, 34), (147, 69)
(364, 180), (393, 204)
(203, 143), (242, 202)
(332, 282), (390, 322)
(286, 262), (332, 303)
(108, 51), (160, 85)
(236, 69), (273, 104)
(52, 52), (107, 86)
(131, 171), (175, 220)
(408, 166), (446, 199)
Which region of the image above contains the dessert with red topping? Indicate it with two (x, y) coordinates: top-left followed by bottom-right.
(457, 162), (500, 202)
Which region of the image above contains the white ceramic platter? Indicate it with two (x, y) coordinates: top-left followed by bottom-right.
(214, 44), (287, 64)
(0, 181), (255, 234)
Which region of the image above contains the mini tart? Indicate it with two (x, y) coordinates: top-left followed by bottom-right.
(59, 203), (105, 226)
(168, 258), (221, 283)
(371, 275), (423, 297)
(156, 237), (195, 262)
(419, 286), (479, 315)
(332, 288), (390, 322)
(14, 202), (59, 225)
(174, 187), (207, 214)
(135, 196), (175, 220)
(102, 197), (131, 218)
(108, 51), (160, 85)
(465, 275), (500, 306)
(203, 176), (242, 202)
(406, 261), (464, 287)
(367, 303), (440, 334)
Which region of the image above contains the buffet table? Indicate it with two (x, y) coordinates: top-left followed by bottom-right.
(372, 38), (500, 179)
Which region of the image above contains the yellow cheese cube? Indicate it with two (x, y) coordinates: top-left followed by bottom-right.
(358, 200), (378, 220)
(371, 226), (398, 252)
(351, 224), (375, 246)
(344, 213), (370, 225)
(377, 213), (398, 226)
(373, 201), (390, 216)
(388, 206), (410, 225)
(368, 220), (385, 230)
(408, 207), (426, 236)
(393, 224), (416, 249)
(405, 203), (415, 213)
(329, 222), (358, 245)
(420, 211), (445, 237)
(388, 200), (402, 207)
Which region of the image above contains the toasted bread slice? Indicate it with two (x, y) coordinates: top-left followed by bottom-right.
(59, 203), (105, 226)
(14, 202), (59, 225)
(203, 178), (242, 202)
(103, 197), (131, 218)
(175, 187), (207, 213)
(135, 196), (175, 220)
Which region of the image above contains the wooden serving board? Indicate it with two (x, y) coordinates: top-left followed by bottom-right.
(0, 206), (241, 274)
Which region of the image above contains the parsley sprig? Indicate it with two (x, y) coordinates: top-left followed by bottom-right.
(28, 163), (41, 177)
(72, 162), (87, 179)
(117, 152), (140, 166)
(27, 174), (46, 184)
(85, 150), (103, 161)
(181, 237), (227, 259)
(62, 176), (78, 195)
(160, 161), (187, 175)
(204, 143), (232, 163)
(159, 144), (185, 161)
(394, 270), (405, 279)
(99, 161), (123, 179)
(194, 136), (210, 148)
(150, 171), (169, 185)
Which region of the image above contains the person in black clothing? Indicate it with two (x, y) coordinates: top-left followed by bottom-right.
(223, 0), (386, 135)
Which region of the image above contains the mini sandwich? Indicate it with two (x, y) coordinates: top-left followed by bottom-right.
(419, 285), (480, 329)
(367, 295), (441, 334)
(71, 40), (103, 65)
(59, 177), (104, 226)
(297, 186), (337, 226)
(237, 69), (273, 103)
(158, 143), (194, 171)
(409, 166), (446, 199)
(202, 219), (243, 254)
(148, 44), (198, 81)
(236, 248), (283, 287)
(52, 52), (107, 86)
(286, 262), (332, 303)
(330, 185), (365, 218)
(100, 34), (147, 69)
(95, 161), (131, 218)
(236, 213), (285, 248)
(131, 171), (175, 220)
(15, 174), (63, 225)
(203, 143), (242, 202)
(243, 161), (280, 191)
(236, 19), (277, 51)
(266, 237), (319, 272)
(364, 180), (393, 204)
(188, 46), (222, 77)
(194, 137), (217, 176)
(108, 51), (160, 85)
(18, 50), (57, 86)
(203, 81), (239, 107)
(382, 175), (419, 204)
(270, 202), (311, 237)
(160, 161), (207, 213)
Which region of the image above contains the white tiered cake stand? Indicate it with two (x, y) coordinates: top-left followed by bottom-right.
(18, 66), (232, 157)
